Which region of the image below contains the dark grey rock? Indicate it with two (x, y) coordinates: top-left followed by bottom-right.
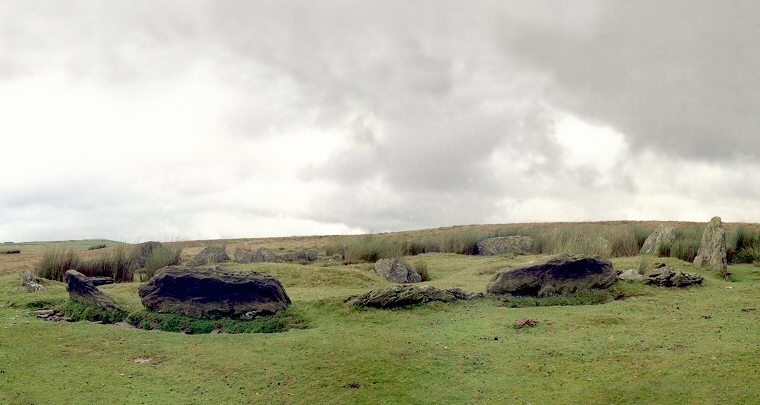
(374, 258), (421, 284)
(138, 266), (291, 319)
(64, 270), (123, 311)
(486, 253), (617, 297)
(188, 246), (230, 267)
(693, 217), (728, 278)
(133, 241), (165, 268)
(347, 285), (482, 309)
(642, 264), (704, 287)
(280, 249), (318, 261)
(20, 270), (47, 292)
(476, 236), (533, 256)
(640, 224), (677, 255)
(88, 277), (114, 286)
(233, 247), (278, 264)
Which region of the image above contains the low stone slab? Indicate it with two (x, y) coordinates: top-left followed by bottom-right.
(234, 247), (279, 264)
(280, 249), (318, 261)
(642, 264), (704, 287)
(486, 253), (617, 297)
(20, 270), (47, 292)
(138, 266), (291, 319)
(374, 259), (421, 284)
(64, 270), (123, 312)
(347, 285), (482, 309)
(476, 236), (533, 256)
(618, 268), (643, 282)
(89, 276), (114, 286)
(188, 246), (230, 266)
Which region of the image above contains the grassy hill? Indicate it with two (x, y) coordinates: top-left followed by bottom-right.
(1, 222), (759, 404)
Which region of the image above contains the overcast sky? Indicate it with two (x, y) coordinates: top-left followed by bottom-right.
(2, 1), (759, 242)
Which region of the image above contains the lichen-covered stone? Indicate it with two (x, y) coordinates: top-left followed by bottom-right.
(234, 248), (278, 264)
(640, 224), (677, 255)
(346, 285), (482, 309)
(374, 259), (421, 284)
(20, 270), (47, 292)
(188, 246), (230, 266)
(133, 241), (165, 268)
(280, 249), (318, 261)
(642, 264), (704, 287)
(138, 266), (290, 319)
(486, 253), (617, 297)
(693, 217), (728, 278)
(476, 236), (533, 256)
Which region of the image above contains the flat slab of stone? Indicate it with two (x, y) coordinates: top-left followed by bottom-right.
(642, 264), (704, 287)
(89, 276), (114, 286)
(234, 247), (279, 264)
(65, 270), (123, 311)
(138, 266), (290, 319)
(476, 236), (533, 256)
(347, 285), (482, 309)
(280, 249), (318, 261)
(640, 224), (677, 255)
(188, 246), (230, 266)
(374, 259), (421, 284)
(486, 253), (617, 297)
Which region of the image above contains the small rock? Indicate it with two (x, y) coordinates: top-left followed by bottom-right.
(513, 318), (540, 328)
(641, 264), (704, 287)
(374, 259), (421, 284)
(20, 270), (47, 292)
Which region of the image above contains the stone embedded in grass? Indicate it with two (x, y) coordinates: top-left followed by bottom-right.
(20, 270), (48, 292)
(475, 236), (533, 255)
(280, 248), (318, 261)
(188, 245), (231, 266)
(64, 270), (123, 312)
(618, 268), (643, 282)
(374, 258), (421, 283)
(640, 223), (677, 255)
(642, 264), (704, 287)
(233, 247), (278, 264)
(513, 318), (539, 328)
(346, 285), (482, 309)
(693, 216), (728, 278)
(138, 265), (291, 319)
(486, 253), (617, 297)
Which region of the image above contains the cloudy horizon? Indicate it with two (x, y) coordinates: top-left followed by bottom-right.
(2, 1), (759, 243)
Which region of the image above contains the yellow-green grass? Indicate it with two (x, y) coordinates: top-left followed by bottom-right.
(2, 246), (760, 404)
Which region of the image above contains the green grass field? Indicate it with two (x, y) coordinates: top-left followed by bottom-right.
(2, 225), (760, 404)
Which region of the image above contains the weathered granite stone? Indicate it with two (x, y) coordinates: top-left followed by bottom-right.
(138, 266), (290, 319)
(188, 246), (230, 267)
(476, 236), (533, 256)
(133, 241), (165, 268)
(618, 268), (643, 282)
(642, 264), (704, 287)
(20, 270), (47, 292)
(280, 249), (318, 261)
(640, 224), (677, 255)
(234, 248), (279, 264)
(374, 259), (422, 284)
(486, 253), (617, 297)
(64, 270), (123, 311)
(693, 217), (728, 278)
(346, 285), (482, 309)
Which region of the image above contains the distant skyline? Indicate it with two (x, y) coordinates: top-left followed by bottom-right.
(2, 1), (759, 242)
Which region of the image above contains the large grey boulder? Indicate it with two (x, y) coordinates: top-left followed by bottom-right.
(374, 259), (422, 284)
(693, 217), (728, 278)
(486, 253), (617, 297)
(234, 247), (279, 264)
(188, 245), (230, 266)
(20, 270), (47, 292)
(280, 249), (318, 261)
(642, 264), (704, 287)
(138, 266), (291, 319)
(133, 241), (165, 268)
(476, 236), (533, 256)
(64, 270), (123, 311)
(347, 285), (482, 309)
(640, 224), (677, 255)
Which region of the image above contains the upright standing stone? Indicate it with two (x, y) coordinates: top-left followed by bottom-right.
(693, 216), (728, 278)
(640, 224), (677, 255)
(188, 245), (230, 266)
